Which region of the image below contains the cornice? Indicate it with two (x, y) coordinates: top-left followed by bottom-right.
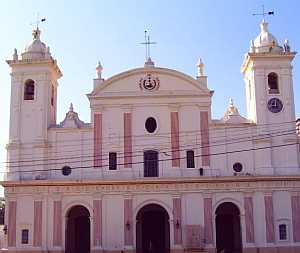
(2, 175), (300, 188)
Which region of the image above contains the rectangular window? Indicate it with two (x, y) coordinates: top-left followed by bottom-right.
(109, 152), (117, 170)
(279, 224), (287, 240)
(186, 150), (195, 168)
(21, 229), (29, 244)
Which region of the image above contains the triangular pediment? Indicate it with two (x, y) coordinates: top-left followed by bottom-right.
(88, 67), (212, 99)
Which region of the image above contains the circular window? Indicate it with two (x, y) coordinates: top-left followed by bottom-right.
(233, 162), (243, 172)
(145, 117), (157, 133)
(62, 166), (72, 176)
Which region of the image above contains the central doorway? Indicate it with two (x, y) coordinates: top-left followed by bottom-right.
(215, 202), (242, 253)
(144, 150), (158, 177)
(66, 205), (90, 253)
(136, 204), (170, 253)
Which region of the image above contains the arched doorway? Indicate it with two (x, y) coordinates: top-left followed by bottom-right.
(215, 202), (242, 253)
(136, 204), (170, 253)
(66, 205), (90, 253)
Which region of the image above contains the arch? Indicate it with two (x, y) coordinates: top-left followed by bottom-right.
(136, 203), (170, 253)
(268, 72), (279, 94)
(215, 202), (242, 253)
(63, 201), (93, 218)
(213, 198), (244, 216)
(133, 200), (173, 221)
(24, 79), (35, 100)
(65, 205), (90, 253)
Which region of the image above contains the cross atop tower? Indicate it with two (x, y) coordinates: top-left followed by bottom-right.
(140, 30), (156, 61)
(252, 5), (274, 20)
(30, 13), (46, 30)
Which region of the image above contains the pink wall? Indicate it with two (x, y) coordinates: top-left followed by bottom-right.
(53, 201), (62, 246)
(244, 197), (255, 243)
(264, 195), (275, 243)
(204, 198), (213, 244)
(173, 198), (182, 244)
(94, 113), (102, 168)
(171, 112), (180, 167)
(185, 225), (203, 248)
(200, 111), (210, 166)
(124, 113), (132, 168)
(124, 199), (133, 245)
(291, 195), (300, 242)
(33, 201), (43, 246)
(93, 200), (102, 246)
(8, 201), (16, 247)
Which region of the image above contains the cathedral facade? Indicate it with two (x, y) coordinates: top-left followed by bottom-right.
(2, 20), (300, 253)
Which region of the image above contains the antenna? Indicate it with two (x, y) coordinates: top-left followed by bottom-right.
(140, 30), (156, 61)
(252, 4), (274, 19)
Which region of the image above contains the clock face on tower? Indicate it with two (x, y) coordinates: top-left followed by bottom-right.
(267, 98), (283, 113)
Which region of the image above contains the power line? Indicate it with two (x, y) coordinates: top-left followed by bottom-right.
(2, 140), (299, 175)
(3, 127), (296, 166)
(4, 121), (298, 160)
(3, 129), (298, 171)
(5, 119), (297, 147)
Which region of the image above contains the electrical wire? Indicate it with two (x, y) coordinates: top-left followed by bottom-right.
(2, 140), (299, 175)
(2, 130), (299, 173)
(3, 127), (297, 166)
(4, 121), (298, 161)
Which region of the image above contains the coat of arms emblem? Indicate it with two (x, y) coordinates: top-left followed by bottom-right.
(139, 73), (160, 91)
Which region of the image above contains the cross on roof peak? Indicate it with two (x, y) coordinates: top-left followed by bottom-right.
(252, 4), (274, 20)
(140, 30), (156, 62)
(30, 13), (46, 30)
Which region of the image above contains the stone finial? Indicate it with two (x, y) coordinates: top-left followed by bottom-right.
(197, 58), (205, 76)
(96, 61), (103, 79)
(284, 39), (291, 53)
(69, 103), (74, 112)
(32, 27), (41, 40)
(144, 57), (155, 68)
(13, 48), (18, 61)
(249, 40), (254, 53)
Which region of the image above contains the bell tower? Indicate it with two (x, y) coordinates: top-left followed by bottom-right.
(7, 27), (62, 144)
(6, 27), (62, 180)
(241, 20), (299, 173)
(241, 20), (296, 125)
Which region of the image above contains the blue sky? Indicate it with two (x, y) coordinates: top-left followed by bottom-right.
(0, 0), (299, 175)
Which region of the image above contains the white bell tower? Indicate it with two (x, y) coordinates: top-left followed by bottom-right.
(242, 20), (296, 125)
(7, 28), (62, 143)
(6, 27), (62, 179)
(241, 20), (299, 174)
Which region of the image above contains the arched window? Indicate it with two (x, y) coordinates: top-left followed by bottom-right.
(24, 79), (35, 100)
(268, 72), (279, 94)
